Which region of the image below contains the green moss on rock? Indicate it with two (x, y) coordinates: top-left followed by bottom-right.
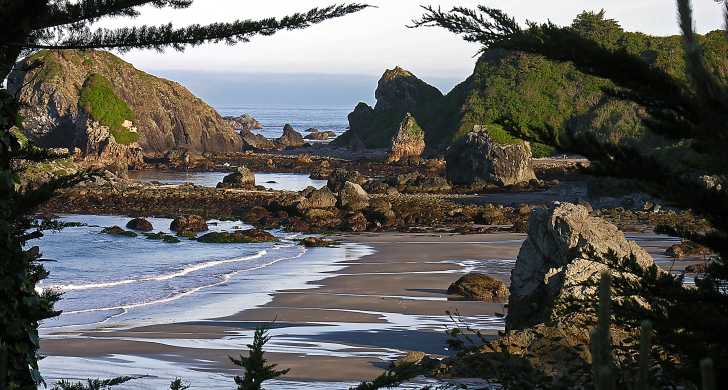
(79, 73), (138, 145)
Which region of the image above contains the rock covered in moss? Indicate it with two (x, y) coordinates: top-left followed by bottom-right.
(448, 273), (509, 302)
(446, 128), (536, 187)
(101, 226), (137, 237)
(197, 229), (277, 244)
(217, 166), (256, 189)
(126, 217), (153, 232)
(386, 113), (426, 163)
(143, 232), (181, 243)
(9, 49), (245, 155)
(170, 215), (208, 235)
(299, 237), (338, 247)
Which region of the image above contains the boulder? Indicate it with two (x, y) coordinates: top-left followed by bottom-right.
(386, 113), (426, 163)
(327, 169), (366, 192)
(126, 218), (153, 232)
(170, 215), (209, 235)
(343, 212), (368, 232)
(217, 166), (256, 189)
(197, 229), (277, 244)
(304, 131), (337, 140)
(276, 124), (306, 148)
(143, 232), (181, 243)
(446, 127), (536, 187)
(101, 226), (137, 237)
(447, 273), (509, 302)
(299, 237), (338, 248)
(223, 114), (262, 132)
(298, 187), (337, 210)
(507, 203), (656, 331)
(240, 129), (276, 150)
(338, 181), (369, 211)
(366, 198), (396, 225)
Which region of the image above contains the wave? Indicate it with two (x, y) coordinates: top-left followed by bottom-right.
(56, 247), (307, 320)
(41, 249), (270, 292)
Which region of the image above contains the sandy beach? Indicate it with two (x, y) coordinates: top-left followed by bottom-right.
(36, 230), (687, 389)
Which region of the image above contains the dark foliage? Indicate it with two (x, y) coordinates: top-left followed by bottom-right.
(0, 1), (367, 387)
(229, 325), (289, 390)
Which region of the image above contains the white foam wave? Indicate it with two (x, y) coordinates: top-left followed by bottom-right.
(43, 249), (268, 292)
(58, 248), (307, 319)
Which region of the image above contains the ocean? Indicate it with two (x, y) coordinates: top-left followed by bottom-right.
(215, 104), (352, 139)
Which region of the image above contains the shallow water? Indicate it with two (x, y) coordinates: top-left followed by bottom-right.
(128, 170), (327, 191)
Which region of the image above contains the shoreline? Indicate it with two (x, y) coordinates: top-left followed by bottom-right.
(39, 232), (524, 386)
(38, 230), (687, 387)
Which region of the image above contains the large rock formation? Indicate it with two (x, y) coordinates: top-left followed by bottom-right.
(223, 114), (262, 132)
(8, 50), (244, 158)
(276, 124), (306, 148)
(507, 202), (656, 331)
(332, 66), (443, 150)
(386, 113), (425, 163)
(83, 120), (144, 169)
(446, 128), (536, 187)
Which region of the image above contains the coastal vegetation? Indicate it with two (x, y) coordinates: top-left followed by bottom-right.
(78, 73), (137, 145)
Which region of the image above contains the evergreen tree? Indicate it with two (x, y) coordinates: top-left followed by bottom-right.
(0, 2), (367, 388)
(229, 325), (289, 390)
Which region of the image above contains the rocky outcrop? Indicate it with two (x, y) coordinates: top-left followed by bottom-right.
(298, 187), (337, 210)
(386, 113), (425, 163)
(446, 128), (536, 187)
(170, 215), (209, 235)
(126, 218), (153, 232)
(83, 120), (144, 169)
(507, 203), (656, 331)
(338, 181), (369, 212)
(197, 229), (277, 244)
(447, 273), (509, 302)
(304, 130), (337, 140)
(9, 50), (244, 156)
(332, 66), (443, 150)
(224, 114), (262, 132)
(217, 166), (256, 190)
(241, 129), (276, 150)
(327, 169), (366, 192)
(276, 124), (306, 148)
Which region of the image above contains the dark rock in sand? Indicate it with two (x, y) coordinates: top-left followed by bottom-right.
(448, 273), (509, 302)
(217, 166), (256, 189)
(299, 237), (338, 248)
(126, 218), (153, 232)
(170, 215), (209, 235)
(446, 128), (536, 187)
(338, 181), (369, 211)
(101, 226), (138, 237)
(197, 229), (277, 244)
(276, 124), (306, 148)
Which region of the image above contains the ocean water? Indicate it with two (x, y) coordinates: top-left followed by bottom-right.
(128, 171), (327, 191)
(33, 215), (332, 330)
(216, 105), (351, 139)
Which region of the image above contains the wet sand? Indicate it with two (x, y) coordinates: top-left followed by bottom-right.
(40, 232), (683, 386)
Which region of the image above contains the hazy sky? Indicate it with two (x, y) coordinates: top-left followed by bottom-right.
(111, 0), (726, 80)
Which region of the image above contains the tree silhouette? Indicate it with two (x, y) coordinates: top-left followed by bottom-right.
(0, 1), (367, 387)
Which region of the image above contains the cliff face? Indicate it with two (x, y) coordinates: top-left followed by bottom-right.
(334, 15), (728, 163)
(8, 50), (244, 155)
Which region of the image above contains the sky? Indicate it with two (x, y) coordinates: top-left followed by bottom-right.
(101, 0), (727, 106)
